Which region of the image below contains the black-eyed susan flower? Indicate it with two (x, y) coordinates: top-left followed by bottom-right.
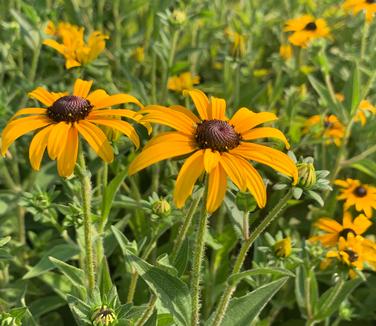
(279, 44), (293, 60)
(335, 178), (376, 217)
(284, 15), (330, 48)
(225, 28), (247, 58)
(43, 21), (108, 69)
(167, 72), (200, 93)
(309, 211), (372, 246)
(128, 89), (298, 213)
(343, 0), (376, 22)
(1, 79), (144, 177)
(304, 114), (345, 146)
(274, 237), (292, 257)
(354, 100), (376, 125)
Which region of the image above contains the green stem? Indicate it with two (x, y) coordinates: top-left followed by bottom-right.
(127, 271), (138, 304)
(191, 187), (209, 326)
(211, 189), (293, 326)
(96, 162), (108, 266)
(135, 295), (158, 326)
(242, 210), (249, 241)
(341, 143), (376, 166)
(170, 189), (204, 262)
(360, 21), (369, 62)
(78, 150), (95, 292)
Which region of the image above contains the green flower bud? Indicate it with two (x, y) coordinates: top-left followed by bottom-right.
(297, 162), (317, 189)
(91, 305), (116, 326)
(152, 198), (171, 216)
(273, 237), (292, 257)
(170, 10), (187, 25)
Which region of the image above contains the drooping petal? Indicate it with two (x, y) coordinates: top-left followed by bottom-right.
(88, 109), (141, 120)
(43, 39), (66, 55)
(208, 97), (226, 120)
(28, 87), (61, 106)
(174, 150), (205, 208)
(88, 118), (140, 148)
(86, 89), (109, 105)
(169, 105), (201, 123)
(206, 164), (227, 213)
(203, 149), (221, 172)
(128, 134), (196, 175)
(76, 120), (114, 163)
(143, 131), (194, 149)
(73, 79), (93, 98)
(93, 93), (143, 110)
(57, 125), (78, 177)
(11, 108), (47, 120)
(185, 89), (209, 120)
(242, 127), (290, 149)
(314, 218), (342, 233)
(219, 153), (247, 191)
(229, 108), (277, 134)
(1, 116), (51, 155)
(352, 214), (372, 235)
(47, 122), (70, 160)
(29, 125), (54, 170)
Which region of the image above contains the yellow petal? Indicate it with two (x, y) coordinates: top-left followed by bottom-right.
(43, 39), (66, 55)
(77, 120), (114, 163)
(184, 89), (209, 120)
(28, 87), (60, 106)
(128, 133), (196, 175)
(206, 164), (227, 213)
(65, 58), (81, 69)
(242, 127), (290, 148)
(89, 118), (140, 148)
(11, 108), (47, 120)
(73, 79), (93, 98)
(29, 125), (54, 170)
(230, 108), (277, 134)
(209, 97), (226, 120)
(219, 153), (247, 191)
(203, 149), (221, 172)
(169, 105), (201, 123)
(86, 89), (109, 105)
(57, 126), (78, 177)
(143, 131), (194, 149)
(352, 214), (372, 235)
(314, 218), (342, 233)
(1, 116), (51, 155)
(93, 94), (143, 110)
(47, 122), (70, 160)
(174, 150), (204, 208)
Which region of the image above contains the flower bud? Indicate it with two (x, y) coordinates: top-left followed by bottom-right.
(297, 162), (316, 189)
(170, 10), (187, 25)
(92, 306), (116, 326)
(273, 237), (292, 257)
(152, 198), (171, 216)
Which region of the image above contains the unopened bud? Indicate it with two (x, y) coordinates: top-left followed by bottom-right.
(297, 162), (316, 189)
(152, 198), (171, 216)
(92, 305), (116, 326)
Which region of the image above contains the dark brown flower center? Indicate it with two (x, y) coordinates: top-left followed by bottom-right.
(353, 186), (367, 198)
(344, 249), (358, 263)
(366, 0), (375, 4)
(304, 22), (317, 31)
(195, 119), (241, 152)
(338, 228), (356, 240)
(47, 95), (93, 122)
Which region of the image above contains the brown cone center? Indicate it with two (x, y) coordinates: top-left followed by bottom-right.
(47, 95), (93, 122)
(353, 186), (367, 198)
(304, 22), (317, 31)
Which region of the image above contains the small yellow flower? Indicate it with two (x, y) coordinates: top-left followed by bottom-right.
(309, 211), (372, 246)
(274, 237), (292, 257)
(43, 21), (109, 69)
(279, 44), (293, 60)
(128, 89), (298, 213)
(284, 15), (330, 48)
(343, 0), (376, 22)
(167, 72), (200, 92)
(335, 178), (376, 217)
(1, 79), (144, 177)
(354, 100), (376, 125)
(133, 47), (145, 63)
(225, 28), (247, 58)
(335, 93), (345, 102)
(304, 114), (345, 146)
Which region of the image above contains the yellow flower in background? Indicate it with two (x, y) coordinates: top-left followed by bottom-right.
(284, 15), (330, 47)
(304, 114), (345, 146)
(335, 93), (345, 102)
(43, 21), (109, 69)
(335, 178), (376, 217)
(225, 28), (247, 58)
(279, 44), (293, 60)
(167, 72), (200, 92)
(355, 100), (376, 125)
(274, 237), (292, 257)
(133, 47), (145, 63)
(128, 89), (298, 213)
(343, 0), (376, 22)
(309, 211), (372, 246)
(1, 79), (145, 177)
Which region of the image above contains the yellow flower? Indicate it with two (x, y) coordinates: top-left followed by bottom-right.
(128, 89), (298, 213)
(335, 178), (376, 217)
(134, 47), (145, 63)
(335, 93), (345, 102)
(304, 114), (345, 146)
(309, 211), (372, 246)
(43, 21), (109, 69)
(225, 28), (247, 58)
(167, 72), (200, 92)
(343, 0), (376, 22)
(354, 100), (376, 126)
(279, 44), (293, 60)
(284, 15), (330, 47)
(274, 237), (292, 257)
(1, 79), (144, 177)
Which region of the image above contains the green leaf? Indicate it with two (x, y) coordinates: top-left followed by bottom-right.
(48, 257), (86, 290)
(144, 311), (158, 326)
(127, 254), (191, 326)
(29, 295), (66, 318)
(102, 169), (128, 221)
(111, 226), (138, 255)
(0, 248), (12, 260)
(0, 236), (11, 247)
(214, 277), (289, 326)
(23, 244), (80, 279)
(174, 238), (189, 276)
(343, 63), (361, 116)
(308, 75), (338, 112)
(98, 258), (113, 298)
(351, 159), (376, 180)
(314, 278), (362, 321)
(227, 267), (295, 286)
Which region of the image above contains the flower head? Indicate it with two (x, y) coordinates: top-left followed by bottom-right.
(43, 21), (109, 69)
(284, 15), (330, 48)
(354, 100), (376, 125)
(335, 178), (376, 217)
(343, 0), (376, 22)
(128, 89), (298, 213)
(274, 237), (292, 257)
(1, 79), (145, 177)
(168, 72), (200, 93)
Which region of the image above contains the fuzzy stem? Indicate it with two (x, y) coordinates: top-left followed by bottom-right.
(78, 150), (95, 292)
(135, 295), (158, 326)
(97, 162), (108, 266)
(211, 190), (293, 326)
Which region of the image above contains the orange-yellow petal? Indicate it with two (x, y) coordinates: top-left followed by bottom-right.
(93, 94), (143, 110)
(208, 97), (226, 120)
(86, 89), (109, 105)
(47, 122), (70, 160)
(174, 150), (205, 208)
(242, 127), (290, 149)
(29, 125), (54, 170)
(28, 87), (60, 106)
(57, 125), (78, 177)
(203, 149), (221, 172)
(230, 109), (277, 134)
(73, 79), (93, 98)
(206, 164), (227, 213)
(185, 89), (209, 120)
(43, 39), (66, 56)
(11, 108), (47, 120)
